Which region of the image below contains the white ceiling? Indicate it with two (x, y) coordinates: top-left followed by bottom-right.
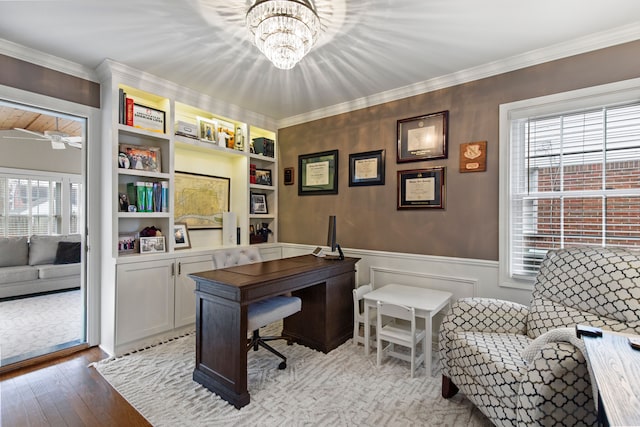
(1, 1), (640, 124)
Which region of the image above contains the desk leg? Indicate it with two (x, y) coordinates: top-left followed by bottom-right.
(193, 291), (249, 409)
(364, 302), (371, 356)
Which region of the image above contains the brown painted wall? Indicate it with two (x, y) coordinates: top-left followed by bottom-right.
(277, 40), (640, 261)
(0, 54), (100, 108)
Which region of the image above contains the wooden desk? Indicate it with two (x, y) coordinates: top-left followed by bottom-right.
(363, 284), (452, 376)
(582, 332), (640, 427)
(189, 255), (359, 408)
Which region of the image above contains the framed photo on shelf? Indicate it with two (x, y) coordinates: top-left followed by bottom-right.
(174, 171), (230, 229)
(349, 149), (385, 186)
(298, 150), (338, 195)
(173, 222), (191, 249)
(196, 116), (218, 143)
(255, 168), (272, 186)
(118, 144), (161, 173)
(117, 234), (137, 254)
(139, 236), (166, 253)
(250, 192), (268, 214)
(397, 111), (448, 162)
(133, 104), (165, 133)
(397, 167), (445, 209)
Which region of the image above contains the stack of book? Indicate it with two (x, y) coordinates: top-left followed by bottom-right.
(126, 181), (168, 212)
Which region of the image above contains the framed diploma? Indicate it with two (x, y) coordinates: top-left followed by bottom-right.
(298, 150), (339, 195)
(349, 149), (385, 187)
(397, 167), (445, 209)
(397, 111), (448, 162)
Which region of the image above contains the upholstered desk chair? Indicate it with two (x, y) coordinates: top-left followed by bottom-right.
(212, 247), (301, 369)
(247, 295), (301, 369)
(376, 301), (427, 378)
(353, 284), (376, 347)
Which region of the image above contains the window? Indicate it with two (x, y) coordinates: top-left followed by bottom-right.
(0, 170), (82, 237)
(499, 78), (640, 289)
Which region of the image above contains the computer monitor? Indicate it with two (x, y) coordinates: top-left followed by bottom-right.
(326, 215), (344, 260)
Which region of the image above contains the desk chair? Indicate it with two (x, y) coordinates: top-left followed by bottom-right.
(247, 295), (302, 369)
(376, 300), (427, 378)
(353, 284), (376, 347)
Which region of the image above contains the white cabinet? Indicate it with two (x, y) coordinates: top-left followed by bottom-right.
(115, 254), (214, 351)
(116, 259), (174, 346)
(174, 255), (214, 328)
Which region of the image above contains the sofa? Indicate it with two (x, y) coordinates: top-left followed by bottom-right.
(439, 246), (640, 427)
(0, 234), (81, 299)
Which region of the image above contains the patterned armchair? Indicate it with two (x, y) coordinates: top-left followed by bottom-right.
(439, 247), (640, 427)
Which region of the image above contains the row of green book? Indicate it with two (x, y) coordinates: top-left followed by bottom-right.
(126, 181), (168, 213)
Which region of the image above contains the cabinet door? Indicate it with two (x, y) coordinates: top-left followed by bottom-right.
(174, 255), (214, 328)
(116, 259), (175, 345)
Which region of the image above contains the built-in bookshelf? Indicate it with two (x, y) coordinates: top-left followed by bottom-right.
(98, 61), (278, 259)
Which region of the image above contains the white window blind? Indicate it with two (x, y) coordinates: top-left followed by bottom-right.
(509, 101), (640, 278)
(0, 172), (81, 237)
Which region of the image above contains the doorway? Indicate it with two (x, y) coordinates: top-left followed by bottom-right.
(0, 100), (87, 367)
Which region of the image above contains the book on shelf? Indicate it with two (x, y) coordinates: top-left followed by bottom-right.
(125, 97), (134, 126)
(250, 163), (256, 184)
(118, 88), (125, 124)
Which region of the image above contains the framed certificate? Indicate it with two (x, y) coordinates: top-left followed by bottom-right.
(397, 111), (448, 162)
(298, 150), (338, 195)
(397, 167), (445, 209)
(349, 149), (385, 186)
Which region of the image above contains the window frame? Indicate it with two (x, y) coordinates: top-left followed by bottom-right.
(499, 77), (640, 290)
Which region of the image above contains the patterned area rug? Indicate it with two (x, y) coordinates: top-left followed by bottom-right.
(93, 326), (491, 426)
(0, 289), (83, 362)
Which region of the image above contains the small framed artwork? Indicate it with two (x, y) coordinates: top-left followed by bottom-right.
(139, 236), (166, 253)
(397, 111), (448, 162)
(173, 222), (191, 249)
(250, 192), (268, 214)
(298, 150), (338, 195)
(255, 168), (272, 186)
(196, 116), (218, 143)
(397, 167), (445, 209)
(459, 141), (487, 173)
(284, 167), (294, 185)
(133, 104), (166, 133)
(349, 149), (385, 186)
(119, 144), (161, 172)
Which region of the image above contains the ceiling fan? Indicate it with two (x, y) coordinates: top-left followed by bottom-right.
(5, 117), (82, 149)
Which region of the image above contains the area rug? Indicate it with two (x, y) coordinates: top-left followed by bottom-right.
(93, 326), (491, 426)
(0, 289), (83, 362)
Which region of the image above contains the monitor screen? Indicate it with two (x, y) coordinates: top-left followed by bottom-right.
(327, 215), (337, 252)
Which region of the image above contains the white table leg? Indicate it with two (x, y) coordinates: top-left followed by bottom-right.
(364, 301), (371, 355)
(425, 314), (432, 376)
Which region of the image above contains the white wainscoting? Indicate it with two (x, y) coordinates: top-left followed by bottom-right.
(280, 243), (532, 306)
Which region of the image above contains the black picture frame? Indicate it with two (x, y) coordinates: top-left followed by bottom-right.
(397, 111), (448, 162)
(349, 149), (385, 186)
(397, 167), (445, 209)
(298, 150), (339, 195)
(133, 103), (166, 133)
(250, 192), (268, 214)
(255, 168), (272, 186)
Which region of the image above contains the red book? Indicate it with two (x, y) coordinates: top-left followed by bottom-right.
(126, 97), (134, 126)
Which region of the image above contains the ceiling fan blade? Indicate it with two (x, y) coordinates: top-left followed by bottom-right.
(2, 135), (48, 141)
(66, 141), (82, 149)
(50, 140), (67, 150)
(15, 128), (47, 139)
(63, 136), (83, 143)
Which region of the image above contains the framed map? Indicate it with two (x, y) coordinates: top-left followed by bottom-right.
(174, 171), (230, 229)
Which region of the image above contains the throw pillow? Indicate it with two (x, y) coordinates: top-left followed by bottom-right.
(54, 241), (82, 264)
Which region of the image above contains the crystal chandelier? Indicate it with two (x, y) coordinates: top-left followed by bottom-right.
(246, 0), (321, 70)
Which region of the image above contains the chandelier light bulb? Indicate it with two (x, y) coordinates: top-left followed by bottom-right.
(246, 0), (321, 70)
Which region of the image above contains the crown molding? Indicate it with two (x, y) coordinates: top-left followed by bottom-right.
(0, 38), (98, 82)
(278, 22), (640, 129)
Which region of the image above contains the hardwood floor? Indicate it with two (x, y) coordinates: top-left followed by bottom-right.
(0, 347), (150, 427)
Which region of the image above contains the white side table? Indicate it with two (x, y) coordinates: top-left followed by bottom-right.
(363, 284), (453, 376)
